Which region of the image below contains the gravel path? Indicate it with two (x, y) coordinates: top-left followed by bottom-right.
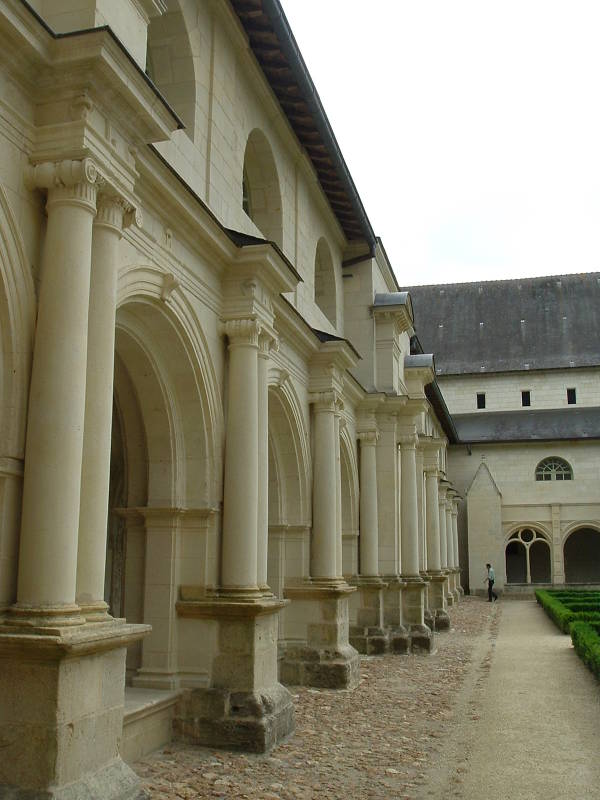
(136, 597), (495, 799)
(135, 598), (600, 798)
(422, 599), (600, 800)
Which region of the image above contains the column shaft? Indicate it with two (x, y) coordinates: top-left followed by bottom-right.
(257, 335), (271, 591)
(335, 411), (343, 578)
(358, 433), (379, 576)
(400, 437), (420, 577)
(438, 492), (448, 570)
(15, 176), (97, 621)
(452, 507), (460, 570)
(222, 320), (260, 592)
(311, 395), (338, 580)
(446, 503), (454, 568)
(425, 470), (442, 572)
(76, 198), (124, 619)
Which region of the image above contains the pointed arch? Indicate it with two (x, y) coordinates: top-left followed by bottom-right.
(242, 128), (283, 247)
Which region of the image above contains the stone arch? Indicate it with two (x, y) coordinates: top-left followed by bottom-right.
(314, 237), (337, 328)
(505, 525), (552, 584)
(146, 0), (197, 136)
(0, 185), (36, 609)
(340, 426), (359, 576)
(266, 374), (311, 597)
(242, 128), (283, 248)
(563, 526), (600, 584)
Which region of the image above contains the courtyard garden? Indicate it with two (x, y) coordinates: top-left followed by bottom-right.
(536, 589), (600, 679)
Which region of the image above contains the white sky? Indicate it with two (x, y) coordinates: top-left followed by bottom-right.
(281, 0), (600, 286)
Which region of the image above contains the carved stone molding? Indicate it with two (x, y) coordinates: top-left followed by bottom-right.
(309, 389), (342, 413)
(224, 318), (261, 348)
(358, 429), (379, 446)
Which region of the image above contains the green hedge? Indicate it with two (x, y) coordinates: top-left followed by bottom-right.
(570, 622), (600, 680)
(535, 590), (600, 633)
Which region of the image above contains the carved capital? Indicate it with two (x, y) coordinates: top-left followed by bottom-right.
(358, 430), (379, 446)
(26, 158), (101, 214)
(258, 329), (279, 359)
(398, 433), (418, 449)
(94, 195), (127, 233)
(424, 465), (440, 478)
(309, 390), (340, 413)
(224, 318), (261, 348)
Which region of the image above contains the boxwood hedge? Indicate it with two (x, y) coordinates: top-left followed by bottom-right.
(535, 590), (600, 633)
(570, 622), (600, 681)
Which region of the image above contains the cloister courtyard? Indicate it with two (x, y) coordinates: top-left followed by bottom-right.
(134, 598), (600, 799)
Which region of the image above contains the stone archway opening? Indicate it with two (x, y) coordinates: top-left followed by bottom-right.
(314, 237), (337, 329)
(505, 527), (552, 584)
(506, 540), (527, 583)
(564, 528), (600, 584)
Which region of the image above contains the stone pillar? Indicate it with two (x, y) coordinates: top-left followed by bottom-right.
(334, 409), (343, 578)
(399, 434), (432, 653)
(257, 330), (276, 593)
(446, 498), (459, 603)
(349, 429), (388, 655)
(311, 392), (339, 582)
(222, 319), (261, 595)
(425, 467), (449, 630)
(551, 504), (564, 586)
(76, 196), (128, 621)
(11, 160), (98, 627)
(0, 160), (148, 799)
(452, 499), (464, 595)
(280, 391), (359, 689)
(439, 483), (454, 607)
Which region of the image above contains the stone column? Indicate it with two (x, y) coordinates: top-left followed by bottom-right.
(399, 434), (431, 652)
(1, 160), (149, 800)
(446, 498), (458, 602)
(349, 429), (388, 655)
(222, 319), (261, 595)
(12, 159), (98, 627)
(257, 331), (276, 593)
(311, 392), (339, 582)
(439, 483), (454, 606)
(334, 408), (343, 578)
(452, 500), (464, 595)
(359, 431), (379, 578)
(425, 467), (449, 630)
(76, 196), (128, 621)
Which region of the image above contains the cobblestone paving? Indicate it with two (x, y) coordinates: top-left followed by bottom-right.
(136, 597), (497, 800)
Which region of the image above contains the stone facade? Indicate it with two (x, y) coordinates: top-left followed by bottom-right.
(0, 2), (461, 796)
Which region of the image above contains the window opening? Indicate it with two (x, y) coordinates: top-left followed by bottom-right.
(567, 388), (576, 405)
(535, 457), (573, 482)
(476, 392), (486, 409)
(521, 390), (531, 407)
(242, 167), (252, 218)
(506, 528), (551, 584)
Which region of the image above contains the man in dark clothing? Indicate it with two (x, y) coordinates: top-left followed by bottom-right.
(486, 563), (498, 602)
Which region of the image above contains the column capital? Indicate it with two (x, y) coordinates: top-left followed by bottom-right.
(95, 194), (143, 234)
(358, 429), (379, 446)
(224, 318), (261, 348)
(258, 328), (279, 359)
(424, 465), (440, 477)
(309, 390), (342, 413)
(398, 433), (418, 449)
(25, 158), (100, 191)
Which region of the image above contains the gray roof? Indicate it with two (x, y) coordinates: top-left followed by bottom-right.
(405, 353), (435, 371)
(403, 273), (600, 375)
(454, 407), (600, 443)
(373, 292), (411, 309)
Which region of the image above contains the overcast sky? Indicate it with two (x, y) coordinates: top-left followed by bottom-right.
(281, 0), (600, 286)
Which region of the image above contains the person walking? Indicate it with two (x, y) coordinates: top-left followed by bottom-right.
(485, 563), (498, 602)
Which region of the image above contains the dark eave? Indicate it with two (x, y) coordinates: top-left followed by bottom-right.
(453, 407), (600, 444)
(229, 0), (376, 247)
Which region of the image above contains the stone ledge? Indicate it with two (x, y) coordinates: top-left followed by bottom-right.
(176, 595), (288, 619)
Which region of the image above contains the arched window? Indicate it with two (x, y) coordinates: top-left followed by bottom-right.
(242, 129), (283, 247)
(506, 528), (551, 584)
(146, 5), (196, 137)
(535, 457), (573, 482)
(314, 237), (337, 327)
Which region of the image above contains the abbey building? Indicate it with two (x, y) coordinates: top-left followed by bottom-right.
(0, 1), (597, 798)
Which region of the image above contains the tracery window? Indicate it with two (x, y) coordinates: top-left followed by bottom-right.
(535, 457), (573, 482)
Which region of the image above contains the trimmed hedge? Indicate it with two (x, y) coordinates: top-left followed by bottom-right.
(535, 590), (600, 633)
(570, 622), (600, 680)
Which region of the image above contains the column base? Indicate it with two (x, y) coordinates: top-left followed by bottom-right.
(400, 576), (434, 654)
(382, 577), (410, 654)
(175, 593), (295, 752)
(280, 583), (360, 689)
(426, 572), (451, 631)
(348, 577), (389, 655)
(0, 619), (149, 799)
(409, 623), (435, 654)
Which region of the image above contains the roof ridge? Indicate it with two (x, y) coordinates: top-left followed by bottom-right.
(403, 270), (600, 291)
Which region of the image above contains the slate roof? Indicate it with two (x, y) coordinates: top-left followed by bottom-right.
(454, 407), (600, 443)
(403, 273), (600, 375)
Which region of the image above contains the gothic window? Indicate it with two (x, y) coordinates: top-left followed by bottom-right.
(535, 457), (573, 482)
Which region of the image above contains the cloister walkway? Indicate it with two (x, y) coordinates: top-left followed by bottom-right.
(425, 599), (600, 799)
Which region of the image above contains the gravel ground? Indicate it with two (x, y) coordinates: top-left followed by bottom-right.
(135, 597), (497, 800)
